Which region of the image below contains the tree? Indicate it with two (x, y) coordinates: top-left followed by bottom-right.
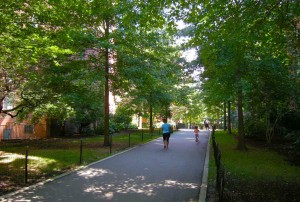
(85, 0), (180, 144)
(1, 0), (182, 144)
(175, 0), (299, 150)
(114, 33), (182, 132)
(0, 0), (80, 118)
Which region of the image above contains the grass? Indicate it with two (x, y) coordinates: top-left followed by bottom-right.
(208, 130), (300, 202)
(0, 129), (160, 196)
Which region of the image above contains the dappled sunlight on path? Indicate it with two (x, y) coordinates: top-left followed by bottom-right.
(1, 130), (210, 202)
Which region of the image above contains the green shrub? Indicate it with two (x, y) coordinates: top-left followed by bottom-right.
(280, 110), (300, 131)
(111, 107), (133, 130)
(285, 131), (300, 165)
(127, 123), (138, 129)
(244, 116), (266, 138)
(91, 124), (116, 135)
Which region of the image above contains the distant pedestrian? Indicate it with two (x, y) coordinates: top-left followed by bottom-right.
(161, 118), (172, 149)
(194, 126), (200, 142)
(204, 119), (209, 130)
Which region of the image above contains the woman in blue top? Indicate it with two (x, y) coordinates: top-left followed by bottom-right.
(161, 118), (172, 149)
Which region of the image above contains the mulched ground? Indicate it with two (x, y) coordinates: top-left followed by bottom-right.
(222, 175), (300, 202)
(207, 172), (300, 202)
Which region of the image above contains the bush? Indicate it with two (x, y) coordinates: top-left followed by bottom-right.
(280, 110), (300, 131)
(244, 116), (266, 138)
(111, 112), (132, 131)
(285, 131), (300, 165)
(285, 131), (300, 149)
(127, 123), (138, 129)
(92, 124), (116, 135)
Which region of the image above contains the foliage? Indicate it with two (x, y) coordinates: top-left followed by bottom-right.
(280, 110), (300, 164)
(111, 102), (135, 131)
(0, 0), (184, 144)
(0, 0), (106, 124)
(280, 110), (300, 131)
(174, 0), (300, 148)
(114, 29), (183, 130)
(285, 131), (300, 165)
(2, 0), (299, 152)
(244, 115), (267, 138)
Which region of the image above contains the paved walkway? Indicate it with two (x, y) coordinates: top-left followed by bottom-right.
(1, 129), (210, 202)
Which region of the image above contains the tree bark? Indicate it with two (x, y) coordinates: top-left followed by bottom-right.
(224, 101), (227, 131)
(149, 103), (153, 134)
(103, 19), (110, 146)
(228, 100), (232, 134)
(236, 77), (247, 150)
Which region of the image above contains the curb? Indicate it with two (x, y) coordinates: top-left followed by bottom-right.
(199, 131), (211, 202)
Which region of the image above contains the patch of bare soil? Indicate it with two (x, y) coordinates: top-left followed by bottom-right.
(207, 173), (300, 202)
(206, 179), (218, 202)
(223, 177), (300, 202)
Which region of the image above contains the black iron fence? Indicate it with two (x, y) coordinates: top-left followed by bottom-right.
(0, 129), (162, 196)
(211, 127), (226, 201)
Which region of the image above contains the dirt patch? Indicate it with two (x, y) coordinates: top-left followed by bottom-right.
(206, 179), (218, 202)
(207, 174), (300, 202)
(223, 176), (300, 202)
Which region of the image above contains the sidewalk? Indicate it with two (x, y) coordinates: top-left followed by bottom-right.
(1, 129), (210, 202)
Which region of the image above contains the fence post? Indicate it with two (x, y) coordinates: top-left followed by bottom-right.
(25, 149), (28, 184)
(212, 126), (226, 202)
(128, 132), (131, 147)
(79, 139), (83, 165)
(219, 165), (225, 201)
(110, 134), (112, 154)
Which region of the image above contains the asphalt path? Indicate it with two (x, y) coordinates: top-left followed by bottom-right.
(1, 129), (210, 202)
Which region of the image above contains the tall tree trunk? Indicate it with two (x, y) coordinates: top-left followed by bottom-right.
(227, 100), (232, 134)
(236, 77), (247, 150)
(149, 103), (153, 134)
(224, 101), (227, 131)
(103, 19), (110, 146)
(216, 110), (220, 129)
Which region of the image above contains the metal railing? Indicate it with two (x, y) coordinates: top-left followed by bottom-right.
(211, 127), (226, 201)
(0, 129), (163, 196)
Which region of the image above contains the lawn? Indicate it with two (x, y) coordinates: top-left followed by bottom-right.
(0, 129), (160, 196)
(208, 130), (300, 202)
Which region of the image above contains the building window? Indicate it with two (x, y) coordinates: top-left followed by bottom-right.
(24, 125), (34, 134)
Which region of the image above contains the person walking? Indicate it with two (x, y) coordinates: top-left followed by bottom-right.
(204, 119), (209, 130)
(161, 118), (172, 149)
(194, 126), (200, 142)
